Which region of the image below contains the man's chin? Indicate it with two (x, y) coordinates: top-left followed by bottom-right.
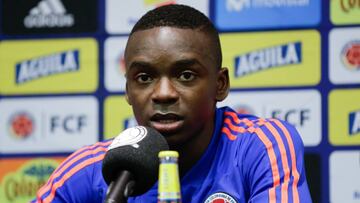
(164, 135), (184, 149)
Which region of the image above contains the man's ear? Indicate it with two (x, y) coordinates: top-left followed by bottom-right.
(216, 67), (230, 102)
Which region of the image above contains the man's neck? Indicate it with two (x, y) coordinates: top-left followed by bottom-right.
(171, 119), (215, 178)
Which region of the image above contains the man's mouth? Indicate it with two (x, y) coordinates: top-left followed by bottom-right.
(150, 113), (184, 135)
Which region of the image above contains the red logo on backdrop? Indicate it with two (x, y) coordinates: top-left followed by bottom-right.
(9, 112), (35, 139)
(342, 41), (360, 70)
(116, 52), (126, 74)
(155, 0), (176, 7)
(144, 0), (176, 8)
(234, 105), (255, 115)
(204, 192), (237, 203)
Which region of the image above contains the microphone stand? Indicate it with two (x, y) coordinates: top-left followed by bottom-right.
(105, 170), (135, 203)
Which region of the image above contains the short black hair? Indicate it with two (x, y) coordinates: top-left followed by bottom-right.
(130, 4), (222, 68)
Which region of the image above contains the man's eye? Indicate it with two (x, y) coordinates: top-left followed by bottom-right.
(179, 71), (196, 81)
(136, 73), (153, 83)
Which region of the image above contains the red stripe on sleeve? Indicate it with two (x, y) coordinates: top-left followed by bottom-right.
(42, 153), (106, 203)
(37, 142), (110, 200)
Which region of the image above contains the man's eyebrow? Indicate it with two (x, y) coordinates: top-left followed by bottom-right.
(173, 58), (207, 70)
(128, 61), (153, 70)
(127, 59), (204, 72)
(173, 59), (197, 67)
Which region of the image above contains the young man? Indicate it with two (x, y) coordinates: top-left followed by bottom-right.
(34, 4), (312, 203)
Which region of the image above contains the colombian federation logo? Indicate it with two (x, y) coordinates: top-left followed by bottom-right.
(143, 0), (176, 8)
(108, 126), (147, 150)
(235, 104), (255, 115)
(8, 112), (35, 139)
(204, 192), (237, 203)
(341, 41), (360, 70)
(116, 51), (126, 75)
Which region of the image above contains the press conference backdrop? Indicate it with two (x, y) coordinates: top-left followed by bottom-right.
(0, 0), (359, 202)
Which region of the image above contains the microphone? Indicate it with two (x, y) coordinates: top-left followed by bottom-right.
(102, 126), (169, 203)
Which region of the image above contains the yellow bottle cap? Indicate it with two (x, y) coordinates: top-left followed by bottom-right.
(158, 150), (179, 158)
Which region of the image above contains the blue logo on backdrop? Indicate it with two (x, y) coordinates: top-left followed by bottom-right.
(349, 110), (360, 135)
(15, 50), (80, 84)
(234, 42), (302, 77)
(215, 0), (321, 30)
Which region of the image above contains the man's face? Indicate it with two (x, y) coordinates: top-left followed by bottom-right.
(124, 27), (228, 147)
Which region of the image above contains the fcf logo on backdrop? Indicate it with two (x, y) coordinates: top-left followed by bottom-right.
(271, 108), (311, 128)
(0, 96), (98, 154)
(218, 90), (322, 146)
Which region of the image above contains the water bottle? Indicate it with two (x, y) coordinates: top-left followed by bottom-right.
(157, 150), (182, 203)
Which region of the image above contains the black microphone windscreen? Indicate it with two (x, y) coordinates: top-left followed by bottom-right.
(102, 126), (169, 196)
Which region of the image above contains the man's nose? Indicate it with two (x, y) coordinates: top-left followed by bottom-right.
(151, 77), (179, 104)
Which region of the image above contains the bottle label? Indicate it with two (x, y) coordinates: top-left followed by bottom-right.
(158, 163), (181, 201)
